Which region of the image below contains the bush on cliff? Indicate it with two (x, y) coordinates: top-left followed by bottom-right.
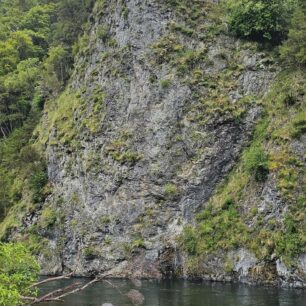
(226, 0), (297, 44)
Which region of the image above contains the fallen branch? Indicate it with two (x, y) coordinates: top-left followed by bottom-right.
(22, 296), (63, 302)
(53, 277), (100, 300)
(24, 273), (136, 305)
(103, 279), (124, 295)
(28, 283), (80, 305)
(29, 272), (74, 288)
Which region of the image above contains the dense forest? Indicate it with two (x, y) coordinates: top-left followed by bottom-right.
(0, 0), (305, 304)
(0, 0), (95, 221)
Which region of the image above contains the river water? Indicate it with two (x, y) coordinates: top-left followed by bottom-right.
(39, 278), (306, 306)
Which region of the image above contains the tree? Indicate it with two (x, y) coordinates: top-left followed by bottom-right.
(280, 2), (306, 65)
(0, 41), (19, 76)
(0, 0), (95, 138)
(226, 0), (297, 44)
(0, 243), (40, 306)
(51, 0), (95, 45)
(10, 31), (37, 60)
(40, 45), (72, 96)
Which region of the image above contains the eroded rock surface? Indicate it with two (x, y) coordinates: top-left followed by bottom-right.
(19, 0), (305, 287)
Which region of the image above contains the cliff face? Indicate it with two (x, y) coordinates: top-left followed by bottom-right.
(12, 0), (305, 287)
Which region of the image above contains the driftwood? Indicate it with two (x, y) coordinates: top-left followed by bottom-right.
(29, 272), (74, 288)
(24, 274), (100, 305)
(23, 273), (145, 305)
(28, 283), (81, 305)
(21, 296), (60, 302)
(53, 277), (100, 300)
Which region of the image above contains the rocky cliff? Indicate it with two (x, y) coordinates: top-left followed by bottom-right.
(5, 0), (306, 288)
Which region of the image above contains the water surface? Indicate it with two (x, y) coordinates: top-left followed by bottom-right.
(39, 278), (306, 306)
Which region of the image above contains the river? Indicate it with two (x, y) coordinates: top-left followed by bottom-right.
(39, 278), (306, 306)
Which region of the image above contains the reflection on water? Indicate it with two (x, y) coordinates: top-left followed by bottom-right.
(39, 278), (306, 306)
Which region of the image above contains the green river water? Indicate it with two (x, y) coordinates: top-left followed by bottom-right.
(39, 278), (306, 306)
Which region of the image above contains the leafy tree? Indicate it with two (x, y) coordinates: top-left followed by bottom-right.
(40, 45), (72, 96)
(10, 31), (37, 60)
(0, 243), (40, 306)
(0, 111), (43, 220)
(0, 42), (19, 76)
(226, 0), (297, 44)
(52, 0), (95, 46)
(280, 2), (306, 65)
(0, 0), (96, 224)
(0, 59), (39, 137)
(0, 0), (95, 138)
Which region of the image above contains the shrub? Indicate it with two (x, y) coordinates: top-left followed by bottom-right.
(280, 2), (306, 65)
(29, 166), (48, 203)
(160, 78), (172, 89)
(40, 207), (57, 228)
(83, 246), (97, 259)
(227, 0), (296, 44)
(181, 227), (197, 255)
(182, 205), (248, 255)
(164, 183), (178, 196)
(291, 118), (306, 138)
(96, 25), (109, 41)
(132, 238), (145, 249)
(244, 145), (269, 181)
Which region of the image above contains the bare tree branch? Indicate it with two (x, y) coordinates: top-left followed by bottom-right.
(24, 273), (141, 305)
(53, 278), (100, 300)
(103, 279), (124, 295)
(28, 283), (80, 305)
(29, 272), (74, 288)
(21, 296), (63, 303)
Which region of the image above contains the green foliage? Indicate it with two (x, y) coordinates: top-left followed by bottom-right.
(181, 69), (305, 271)
(29, 165), (48, 203)
(244, 145), (269, 182)
(105, 134), (142, 165)
(96, 25), (110, 41)
(100, 215), (111, 225)
(0, 110), (47, 222)
(227, 0), (296, 44)
(151, 35), (207, 75)
(182, 204), (248, 255)
(110, 150), (142, 164)
(161, 0), (216, 31)
(181, 227), (197, 255)
(291, 114), (306, 138)
(41, 45), (72, 96)
(160, 78), (172, 89)
(280, 2), (306, 65)
(164, 183), (178, 196)
(0, 243), (40, 306)
(83, 246), (98, 259)
(0, 0), (95, 138)
(40, 207), (57, 228)
(132, 238), (145, 249)
(37, 90), (82, 146)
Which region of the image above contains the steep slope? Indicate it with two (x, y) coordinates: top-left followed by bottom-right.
(3, 0), (305, 287)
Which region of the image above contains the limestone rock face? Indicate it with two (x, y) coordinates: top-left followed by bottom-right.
(24, 0), (305, 287)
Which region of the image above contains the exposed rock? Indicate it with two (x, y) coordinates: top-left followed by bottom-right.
(231, 248), (258, 281)
(15, 0), (304, 289)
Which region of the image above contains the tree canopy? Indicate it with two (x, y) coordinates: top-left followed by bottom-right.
(0, 0), (94, 138)
(226, 0), (298, 44)
(280, 1), (306, 65)
(0, 0), (95, 223)
(0, 243), (40, 306)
